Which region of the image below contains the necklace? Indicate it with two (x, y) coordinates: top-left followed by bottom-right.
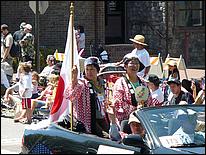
(90, 80), (104, 93)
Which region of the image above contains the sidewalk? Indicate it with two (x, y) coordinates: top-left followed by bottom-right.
(179, 69), (205, 80)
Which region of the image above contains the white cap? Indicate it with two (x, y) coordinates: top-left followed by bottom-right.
(128, 112), (140, 124)
(20, 22), (26, 29)
(24, 24), (32, 30)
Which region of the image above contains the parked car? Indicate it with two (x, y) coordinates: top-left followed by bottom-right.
(20, 105), (205, 154)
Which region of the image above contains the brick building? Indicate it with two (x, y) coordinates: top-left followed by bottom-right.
(1, 1), (205, 68)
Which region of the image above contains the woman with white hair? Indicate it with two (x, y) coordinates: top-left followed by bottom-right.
(39, 55), (56, 77)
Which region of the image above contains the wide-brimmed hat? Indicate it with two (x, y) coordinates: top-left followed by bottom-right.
(129, 35), (148, 46)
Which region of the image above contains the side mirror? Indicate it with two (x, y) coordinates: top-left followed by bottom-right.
(122, 134), (149, 153)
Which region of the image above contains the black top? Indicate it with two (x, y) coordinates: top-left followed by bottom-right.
(169, 91), (194, 105)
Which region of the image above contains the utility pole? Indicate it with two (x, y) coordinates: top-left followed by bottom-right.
(35, 1), (40, 73)
(165, 1), (169, 59)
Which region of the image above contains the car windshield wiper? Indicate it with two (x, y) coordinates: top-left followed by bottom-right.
(171, 143), (205, 148)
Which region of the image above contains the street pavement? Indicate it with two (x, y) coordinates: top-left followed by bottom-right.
(1, 117), (29, 154)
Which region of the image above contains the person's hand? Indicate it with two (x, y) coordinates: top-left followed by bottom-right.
(1, 58), (5, 62)
(103, 99), (112, 109)
(4, 95), (10, 103)
(71, 65), (78, 87)
(137, 100), (145, 109)
(191, 80), (196, 90)
(106, 104), (116, 124)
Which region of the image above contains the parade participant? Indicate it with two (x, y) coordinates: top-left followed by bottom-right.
(108, 109), (145, 141)
(112, 53), (152, 127)
(167, 78), (194, 105)
(130, 34), (150, 78)
(145, 74), (164, 106)
(65, 57), (110, 138)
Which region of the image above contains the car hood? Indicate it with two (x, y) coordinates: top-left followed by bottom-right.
(171, 147), (205, 154)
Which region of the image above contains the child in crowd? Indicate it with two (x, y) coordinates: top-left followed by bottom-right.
(30, 74), (59, 116)
(14, 62), (32, 124)
(31, 71), (40, 99)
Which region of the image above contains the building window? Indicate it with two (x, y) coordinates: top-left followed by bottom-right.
(175, 1), (204, 27)
(105, 1), (125, 44)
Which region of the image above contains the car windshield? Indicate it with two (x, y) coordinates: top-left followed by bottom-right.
(142, 105), (205, 148)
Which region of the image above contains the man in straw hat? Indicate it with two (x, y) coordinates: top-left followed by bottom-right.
(115, 34), (150, 78)
(130, 35), (150, 78)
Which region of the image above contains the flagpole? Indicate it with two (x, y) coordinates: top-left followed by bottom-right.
(70, 1), (74, 131)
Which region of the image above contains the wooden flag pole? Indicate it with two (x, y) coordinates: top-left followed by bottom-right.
(70, 1), (74, 131)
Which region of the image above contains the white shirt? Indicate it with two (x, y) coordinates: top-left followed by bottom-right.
(79, 33), (85, 49)
(31, 81), (38, 94)
(150, 88), (164, 105)
(100, 50), (109, 60)
(1, 33), (13, 58)
(131, 48), (150, 77)
(1, 69), (10, 88)
(1, 61), (13, 76)
(19, 73), (32, 98)
(40, 65), (54, 77)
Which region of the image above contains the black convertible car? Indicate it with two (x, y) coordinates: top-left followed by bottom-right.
(20, 105), (205, 154)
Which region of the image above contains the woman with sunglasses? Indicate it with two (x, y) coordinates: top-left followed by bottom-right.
(65, 57), (110, 138)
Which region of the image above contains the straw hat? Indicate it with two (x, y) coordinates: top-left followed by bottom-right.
(129, 35), (148, 46)
(167, 60), (177, 66)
